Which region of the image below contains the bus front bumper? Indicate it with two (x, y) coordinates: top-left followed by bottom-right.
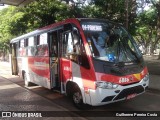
(86, 76), (149, 106)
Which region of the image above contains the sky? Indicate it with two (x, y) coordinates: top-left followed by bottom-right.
(0, 5), (8, 10)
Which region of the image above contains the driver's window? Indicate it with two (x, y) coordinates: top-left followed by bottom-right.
(62, 25), (87, 65)
(62, 29), (82, 57)
(62, 32), (73, 58)
(63, 31), (79, 61)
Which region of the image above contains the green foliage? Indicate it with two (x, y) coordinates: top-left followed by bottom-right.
(137, 7), (157, 27)
(23, 0), (74, 29)
(0, 7), (18, 45)
(134, 7), (158, 54)
(84, 0), (126, 22)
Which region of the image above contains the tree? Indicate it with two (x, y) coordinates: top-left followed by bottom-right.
(81, 0), (138, 34)
(135, 6), (157, 54)
(23, 0), (74, 29)
(0, 6), (20, 60)
(150, 0), (160, 58)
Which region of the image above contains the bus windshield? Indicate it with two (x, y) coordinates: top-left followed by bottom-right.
(81, 21), (142, 63)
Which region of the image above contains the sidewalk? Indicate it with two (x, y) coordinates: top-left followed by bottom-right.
(0, 75), (86, 119)
(0, 61), (87, 119)
(143, 55), (160, 91)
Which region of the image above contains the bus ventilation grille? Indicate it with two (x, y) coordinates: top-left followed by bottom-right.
(114, 85), (144, 100)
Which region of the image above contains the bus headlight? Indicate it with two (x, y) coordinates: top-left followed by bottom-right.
(96, 81), (119, 89)
(143, 74), (149, 82)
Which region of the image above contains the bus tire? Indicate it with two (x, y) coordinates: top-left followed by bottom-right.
(23, 72), (31, 87)
(72, 86), (85, 109)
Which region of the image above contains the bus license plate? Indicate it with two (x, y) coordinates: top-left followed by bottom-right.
(127, 93), (137, 100)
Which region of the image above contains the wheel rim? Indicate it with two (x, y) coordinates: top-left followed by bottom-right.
(73, 92), (82, 104)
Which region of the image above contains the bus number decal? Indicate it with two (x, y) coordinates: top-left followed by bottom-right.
(64, 66), (70, 71)
(119, 77), (129, 83)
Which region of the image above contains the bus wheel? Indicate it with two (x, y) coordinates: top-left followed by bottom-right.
(72, 87), (85, 109)
(24, 73), (31, 87)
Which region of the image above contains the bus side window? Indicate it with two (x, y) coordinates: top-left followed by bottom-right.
(19, 39), (26, 56)
(36, 33), (49, 56)
(49, 31), (58, 57)
(28, 36), (35, 56)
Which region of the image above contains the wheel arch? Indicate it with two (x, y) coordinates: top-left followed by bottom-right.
(66, 80), (86, 103)
(66, 81), (79, 96)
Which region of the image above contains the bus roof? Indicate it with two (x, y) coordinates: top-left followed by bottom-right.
(10, 18), (79, 43)
(10, 18), (119, 43)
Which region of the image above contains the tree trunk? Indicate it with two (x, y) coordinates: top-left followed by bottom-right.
(158, 51), (160, 60)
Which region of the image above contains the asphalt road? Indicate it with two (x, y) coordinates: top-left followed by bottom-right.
(2, 75), (160, 120)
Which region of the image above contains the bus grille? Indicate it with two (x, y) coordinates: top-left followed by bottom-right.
(114, 85), (144, 100)
(101, 95), (115, 102)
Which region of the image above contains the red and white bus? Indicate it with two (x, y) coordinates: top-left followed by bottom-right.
(10, 18), (149, 108)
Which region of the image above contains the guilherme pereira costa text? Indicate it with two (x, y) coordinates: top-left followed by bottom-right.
(116, 112), (158, 117)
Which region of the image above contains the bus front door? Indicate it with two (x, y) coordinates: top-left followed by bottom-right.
(60, 30), (73, 93)
(49, 31), (60, 90)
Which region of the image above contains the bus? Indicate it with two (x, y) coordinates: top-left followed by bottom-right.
(10, 18), (149, 108)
